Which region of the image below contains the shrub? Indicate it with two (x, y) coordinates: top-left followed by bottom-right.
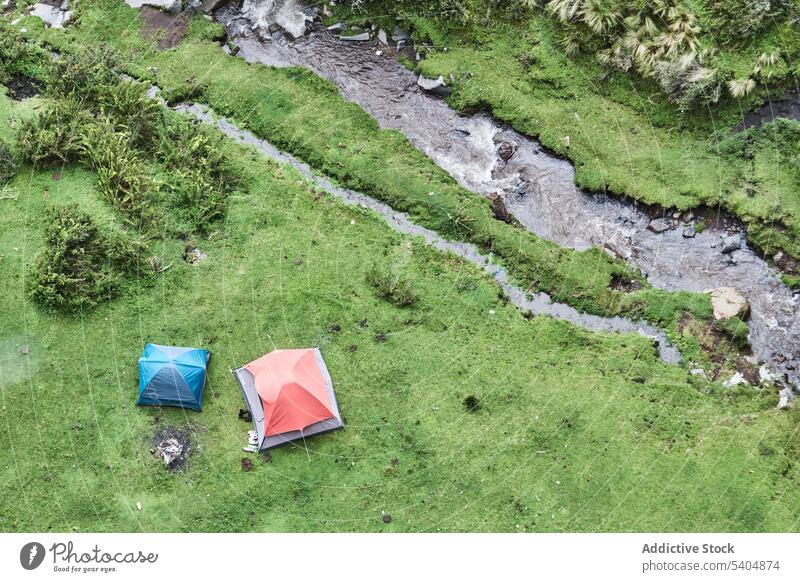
(16, 99), (92, 166)
(96, 80), (161, 148)
(155, 116), (240, 230)
(366, 265), (418, 307)
(47, 45), (121, 103)
(31, 205), (143, 312)
(0, 22), (47, 83)
(0, 140), (19, 184)
(708, 0), (793, 44)
(80, 118), (153, 216)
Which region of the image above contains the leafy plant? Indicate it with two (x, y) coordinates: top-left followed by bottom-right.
(16, 99), (92, 166)
(31, 205), (143, 312)
(80, 118), (153, 217)
(155, 116), (240, 230)
(47, 45), (121, 103)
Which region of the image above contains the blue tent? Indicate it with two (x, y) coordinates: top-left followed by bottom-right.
(137, 343), (210, 411)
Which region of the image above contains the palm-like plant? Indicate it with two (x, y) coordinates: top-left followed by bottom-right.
(728, 78), (756, 98)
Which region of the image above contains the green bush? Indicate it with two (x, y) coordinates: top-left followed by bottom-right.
(80, 118), (153, 216)
(0, 140), (19, 184)
(0, 22), (47, 83)
(96, 80), (161, 148)
(155, 116), (240, 230)
(366, 265), (419, 307)
(31, 205), (143, 312)
(47, 45), (121, 103)
(16, 99), (92, 166)
(708, 0), (794, 44)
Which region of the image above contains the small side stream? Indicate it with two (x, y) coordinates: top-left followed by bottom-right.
(176, 102), (681, 363)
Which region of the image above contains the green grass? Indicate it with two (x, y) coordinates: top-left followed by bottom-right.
(1, 85), (799, 532)
(23, 0), (722, 337)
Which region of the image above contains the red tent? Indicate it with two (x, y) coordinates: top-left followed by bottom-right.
(233, 348), (343, 449)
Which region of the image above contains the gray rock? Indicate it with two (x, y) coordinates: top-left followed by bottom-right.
(341, 31), (370, 42)
(682, 223), (696, 238)
(327, 22), (346, 33)
(391, 26), (409, 42)
(377, 28), (388, 45)
(647, 218), (671, 233)
(777, 387), (793, 409)
(720, 233), (743, 254)
(497, 141), (516, 161)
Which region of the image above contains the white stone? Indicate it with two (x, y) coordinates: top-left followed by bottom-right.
(777, 387), (793, 409)
(706, 287), (749, 320)
(723, 372), (748, 388)
(124, 0), (182, 14)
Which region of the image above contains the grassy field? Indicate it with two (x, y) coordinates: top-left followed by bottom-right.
(1, 74), (799, 532)
(0, 3), (798, 533)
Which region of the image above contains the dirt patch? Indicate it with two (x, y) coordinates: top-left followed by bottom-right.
(4, 75), (44, 100)
(152, 426), (191, 471)
(610, 274), (644, 292)
(140, 5), (190, 50)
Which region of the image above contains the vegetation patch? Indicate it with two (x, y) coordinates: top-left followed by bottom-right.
(30, 205), (144, 313)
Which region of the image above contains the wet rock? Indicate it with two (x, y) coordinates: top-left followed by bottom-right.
(488, 193), (517, 225)
(417, 74), (451, 97)
(512, 180), (529, 196)
(647, 218), (671, 233)
(497, 141), (516, 161)
(29, 2), (71, 28)
(4, 75), (43, 100)
(391, 26), (409, 44)
(777, 387), (793, 409)
(200, 0), (228, 13)
(720, 233), (743, 254)
(268, 22), (282, 33)
(707, 287), (749, 320)
(341, 29), (369, 41)
(682, 223), (696, 238)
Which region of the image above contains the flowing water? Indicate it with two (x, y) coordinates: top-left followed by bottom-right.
(212, 2), (800, 386)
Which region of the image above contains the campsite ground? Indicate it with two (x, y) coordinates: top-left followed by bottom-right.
(0, 2), (799, 532)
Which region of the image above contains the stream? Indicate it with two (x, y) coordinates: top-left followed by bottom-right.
(212, 1), (799, 386)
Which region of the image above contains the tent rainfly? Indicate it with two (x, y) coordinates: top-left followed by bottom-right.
(233, 348), (343, 450)
(137, 343), (210, 411)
